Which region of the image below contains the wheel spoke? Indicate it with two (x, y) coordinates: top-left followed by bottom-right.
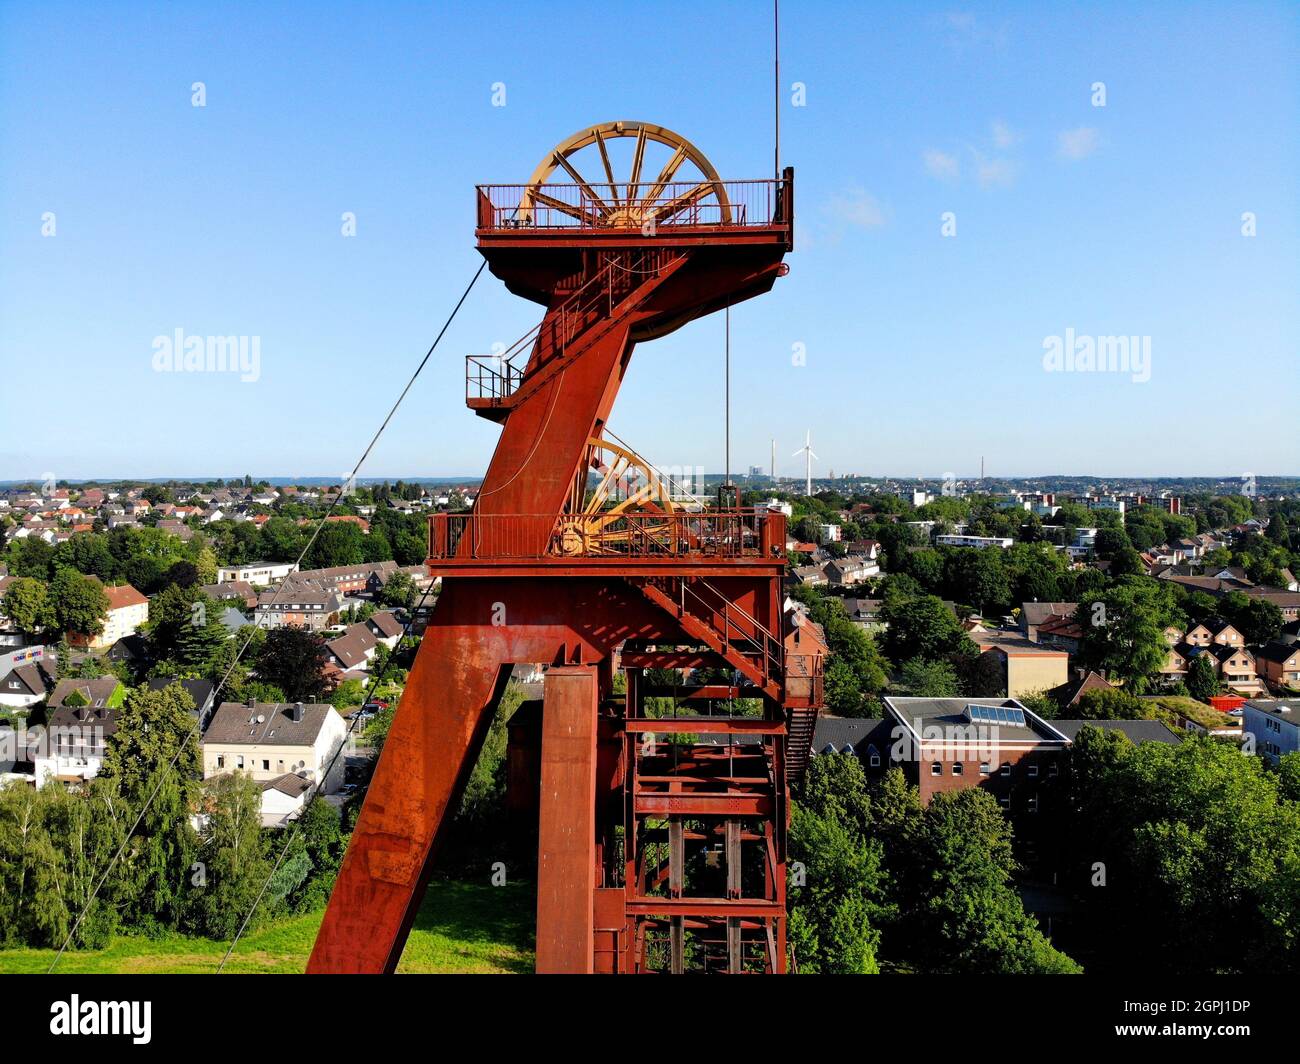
(593, 129), (619, 207)
(650, 181), (716, 224)
(528, 190), (599, 225)
(640, 145), (688, 210)
(552, 151), (611, 215)
(626, 127), (647, 203)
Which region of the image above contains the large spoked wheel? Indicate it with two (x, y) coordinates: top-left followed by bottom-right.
(554, 437), (679, 556)
(517, 121), (732, 229)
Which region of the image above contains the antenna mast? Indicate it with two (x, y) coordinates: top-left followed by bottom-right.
(774, 0), (780, 180)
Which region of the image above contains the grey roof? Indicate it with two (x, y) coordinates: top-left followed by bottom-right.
(260, 772), (313, 798)
(1, 660), (57, 695)
(885, 696), (1063, 743)
(1255, 641), (1300, 664)
(326, 626), (374, 669)
(48, 676), (122, 709)
(1180, 642), (1252, 664)
(257, 589), (339, 608)
(1187, 615), (1238, 636)
(841, 598), (883, 620)
(200, 580), (257, 603)
(204, 701), (336, 747)
(46, 703), (119, 737)
(1020, 601), (1078, 627)
(1243, 699), (1300, 723)
(1052, 719), (1183, 745)
(812, 715), (892, 754)
(367, 610), (404, 639)
(146, 678), (214, 712)
(220, 606), (253, 633)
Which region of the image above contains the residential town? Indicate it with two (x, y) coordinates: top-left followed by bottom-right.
(0, 479), (442, 822)
(2, 472), (1299, 978)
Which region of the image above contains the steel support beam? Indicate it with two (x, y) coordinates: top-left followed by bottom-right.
(535, 665), (599, 973)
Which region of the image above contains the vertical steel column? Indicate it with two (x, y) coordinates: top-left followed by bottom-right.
(668, 818), (685, 974)
(535, 665), (600, 973)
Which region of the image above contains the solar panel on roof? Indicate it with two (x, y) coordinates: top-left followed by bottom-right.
(965, 703), (1027, 727)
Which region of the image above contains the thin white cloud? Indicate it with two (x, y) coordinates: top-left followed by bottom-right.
(923, 149), (961, 181)
(970, 148), (1017, 188)
(991, 120), (1021, 149)
(940, 11), (1010, 51)
(1058, 126), (1100, 160)
(826, 187), (886, 229)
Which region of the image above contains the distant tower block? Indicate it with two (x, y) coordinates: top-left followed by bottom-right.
(308, 122), (819, 975)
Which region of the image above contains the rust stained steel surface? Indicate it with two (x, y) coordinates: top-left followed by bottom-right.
(308, 127), (794, 974)
(534, 666), (599, 973)
(308, 578), (680, 973)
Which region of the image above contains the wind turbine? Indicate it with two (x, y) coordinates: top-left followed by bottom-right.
(793, 430), (818, 496)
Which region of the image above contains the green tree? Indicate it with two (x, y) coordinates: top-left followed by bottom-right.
(1076, 580), (1180, 692)
(880, 595), (968, 663)
(1064, 729), (1300, 973)
(47, 568), (110, 638)
(304, 522), (364, 569)
(1074, 687), (1149, 720)
(174, 599), (230, 672)
(330, 678), (366, 709)
(906, 789), (1081, 974)
(255, 628), (333, 703)
(194, 545), (219, 585)
(1276, 753), (1300, 803)
(52, 533), (118, 582)
(292, 797), (345, 910)
(5, 536), (55, 579)
(379, 570), (416, 609)
(187, 772), (273, 938)
(1, 576), (52, 638)
(794, 589), (889, 716)
(97, 684), (202, 932)
(1186, 654), (1221, 703)
(945, 548), (1011, 614)
(897, 657), (961, 697)
(145, 582), (205, 660)
(0, 784), (68, 947)
(788, 754), (887, 973)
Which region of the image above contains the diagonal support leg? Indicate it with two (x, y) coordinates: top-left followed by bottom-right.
(307, 613), (509, 973)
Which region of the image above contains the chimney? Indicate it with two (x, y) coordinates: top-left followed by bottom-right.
(246, 696), (256, 709)
(292, 701), (304, 723)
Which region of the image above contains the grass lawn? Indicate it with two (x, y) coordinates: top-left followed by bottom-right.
(0, 878), (535, 975)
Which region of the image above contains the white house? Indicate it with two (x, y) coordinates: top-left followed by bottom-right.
(69, 583), (149, 650)
(0, 646), (56, 708)
(217, 561), (298, 586)
(201, 700), (348, 808)
(936, 534), (1014, 549)
(1242, 699), (1300, 765)
(258, 773), (314, 827)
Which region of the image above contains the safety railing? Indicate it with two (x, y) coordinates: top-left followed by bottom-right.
(661, 576), (785, 690)
(476, 178), (788, 232)
(465, 355), (523, 401)
(465, 261), (628, 403)
(429, 509), (787, 561)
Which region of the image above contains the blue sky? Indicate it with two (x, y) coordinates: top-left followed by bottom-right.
(1, 0), (1296, 481)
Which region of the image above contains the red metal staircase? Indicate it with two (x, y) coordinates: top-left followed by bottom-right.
(631, 576), (783, 702)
